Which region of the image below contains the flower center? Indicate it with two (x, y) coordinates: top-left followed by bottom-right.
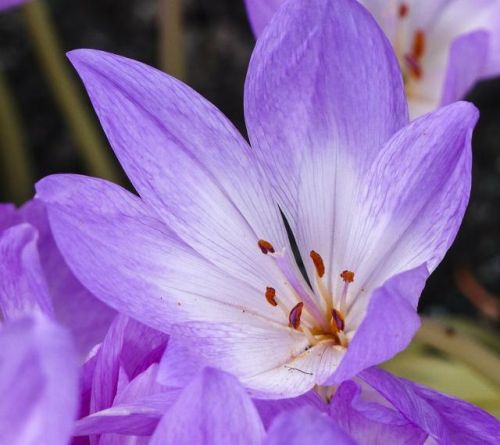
(258, 239), (354, 349)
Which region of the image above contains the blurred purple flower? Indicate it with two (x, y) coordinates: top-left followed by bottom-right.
(245, 0), (500, 118)
(0, 0), (29, 11)
(38, 0), (477, 397)
(0, 313), (78, 445)
(0, 201), (115, 357)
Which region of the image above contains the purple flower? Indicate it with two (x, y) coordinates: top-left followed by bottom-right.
(0, 0), (28, 11)
(0, 313), (78, 445)
(245, 0), (500, 118)
(37, 0), (477, 397)
(0, 201), (115, 357)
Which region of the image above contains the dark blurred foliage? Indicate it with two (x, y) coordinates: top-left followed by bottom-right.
(0, 0), (499, 320)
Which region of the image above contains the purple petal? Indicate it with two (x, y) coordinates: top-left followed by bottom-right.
(37, 174), (289, 335)
(0, 203), (19, 232)
(254, 390), (327, 429)
(441, 31), (489, 105)
(150, 368), (265, 445)
(67, 49), (289, 293)
(0, 224), (54, 318)
(360, 367), (500, 444)
(243, 0), (282, 37)
(326, 266), (426, 385)
(330, 379), (427, 444)
(244, 0), (408, 293)
(0, 0), (28, 11)
(21, 200), (115, 356)
(0, 314), (78, 445)
(264, 405), (356, 445)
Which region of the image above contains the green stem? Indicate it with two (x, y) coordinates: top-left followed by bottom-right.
(22, 0), (121, 183)
(0, 71), (34, 203)
(416, 317), (500, 387)
(158, 0), (187, 80)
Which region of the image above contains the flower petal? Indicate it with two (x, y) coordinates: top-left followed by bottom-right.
(0, 314), (78, 445)
(37, 174), (288, 335)
(243, 0), (283, 37)
(441, 31), (489, 105)
(264, 405), (356, 445)
(330, 379), (427, 444)
(67, 49), (289, 293)
(150, 368), (265, 445)
(360, 367), (500, 444)
(0, 224), (54, 318)
(327, 265), (427, 385)
(244, 0), (408, 290)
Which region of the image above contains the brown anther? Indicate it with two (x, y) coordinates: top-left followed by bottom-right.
(258, 239), (275, 254)
(310, 250), (325, 278)
(289, 302), (304, 330)
(265, 287), (278, 307)
(398, 3), (409, 18)
(331, 308), (345, 332)
(340, 270), (355, 283)
(412, 29), (426, 59)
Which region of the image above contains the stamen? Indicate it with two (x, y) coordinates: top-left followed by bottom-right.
(340, 270), (354, 283)
(265, 287), (278, 306)
(404, 54), (423, 79)
(310, 250), (325, 278)
(331, 308), (345, 332)
(398, 3), (408, 18)
(412, 30), (426, 59)
(289, 302), (304, 330)
(339, 270), (354, 313)
(258, 239), (275, 254)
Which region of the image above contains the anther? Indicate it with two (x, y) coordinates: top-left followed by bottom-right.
(258, 239), (275, 254)
(265, 287), (278, 307)
(310, 250), (325, 278)
(412, 30), (426, 59)
(398, 3), (408, 18)
(289, 302), (304, 330)
(331, 308), (345, 332)
(340, 270), (354, 283)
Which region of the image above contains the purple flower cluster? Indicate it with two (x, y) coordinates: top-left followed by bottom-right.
(1, 0), (499, 443)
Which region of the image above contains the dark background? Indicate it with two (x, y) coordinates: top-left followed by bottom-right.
(1, 0), (499, 324)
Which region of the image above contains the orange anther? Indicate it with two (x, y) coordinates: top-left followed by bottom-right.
(340, 270), (355, 283)
(310, 250), (325, 278)
(258, 239), (275, 254)
(331, 308), (345, 332)
(398, 3), (409, 18)
(289, 302), (304, 330)
(265, 287), (278, 306)
(412, 29), (426, 59)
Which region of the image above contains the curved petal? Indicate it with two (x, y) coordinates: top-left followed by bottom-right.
(167, 320), (343, 398)
(330, 380), (427, 444)
(243, 0), (283, 37)
(264, 405), (356, 445)
(441, 31), (489, 105)
(150, 368), (265, 445)
(326, 266), (426, 385)
(21, 200), (115, 356)
(0, 224), (53, 319)
(37, 175), (287, 334)
(244, 0), (408, 291)
(360, 367), (500, 444)
(0, 314), (78, 445)
(0, 203), (18, 232)
(338, 101), (477, 326)
(67, 49), (289, 293)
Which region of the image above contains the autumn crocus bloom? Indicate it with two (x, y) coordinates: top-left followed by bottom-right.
(245, 0), (500, 118)
(38, 0), (477, 397)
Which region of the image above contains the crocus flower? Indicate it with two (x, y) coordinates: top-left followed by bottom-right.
(244, 0), (500, 118)
(38, 0), (477, 397)
(0, 201), (115, 356)
(0, 313), (78, 445)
